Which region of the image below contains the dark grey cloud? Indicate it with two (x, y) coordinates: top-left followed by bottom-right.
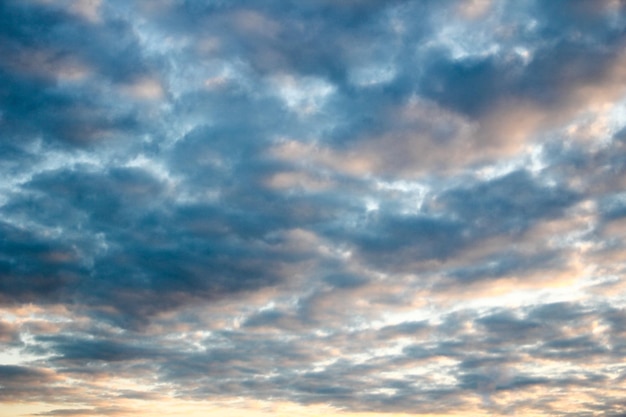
(325, 169), (580, 276)
(0, 1), (161, 148)
(439, 170), (580, 235)
(37, 335), (162, 363)
(418, 0), (626, 116)
(0, 364), (48, 380)
(0, 220), (85, 305)
(0, 364), (73, 402)
(446, 249), (563, 284)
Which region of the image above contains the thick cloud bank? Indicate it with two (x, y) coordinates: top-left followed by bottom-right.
(1, 1), (626, 416)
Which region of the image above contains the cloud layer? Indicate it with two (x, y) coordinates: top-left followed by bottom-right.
(1, 0), (626, 416)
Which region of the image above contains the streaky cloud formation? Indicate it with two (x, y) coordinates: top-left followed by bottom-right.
(1, 0), (626, 416)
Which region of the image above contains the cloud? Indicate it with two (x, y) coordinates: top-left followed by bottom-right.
(38, 335), (163, 363)
(0, 365), (72, 402)
(35, 408), (130, 417)
(1, 0), (626, 416)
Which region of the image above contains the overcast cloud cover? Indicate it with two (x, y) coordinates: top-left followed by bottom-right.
(2, 0), (626, 416)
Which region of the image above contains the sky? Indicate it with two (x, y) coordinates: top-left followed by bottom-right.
(1, 0), (626, 416)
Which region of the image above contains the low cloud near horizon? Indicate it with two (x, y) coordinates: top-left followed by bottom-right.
(1, 1), (626, 416)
